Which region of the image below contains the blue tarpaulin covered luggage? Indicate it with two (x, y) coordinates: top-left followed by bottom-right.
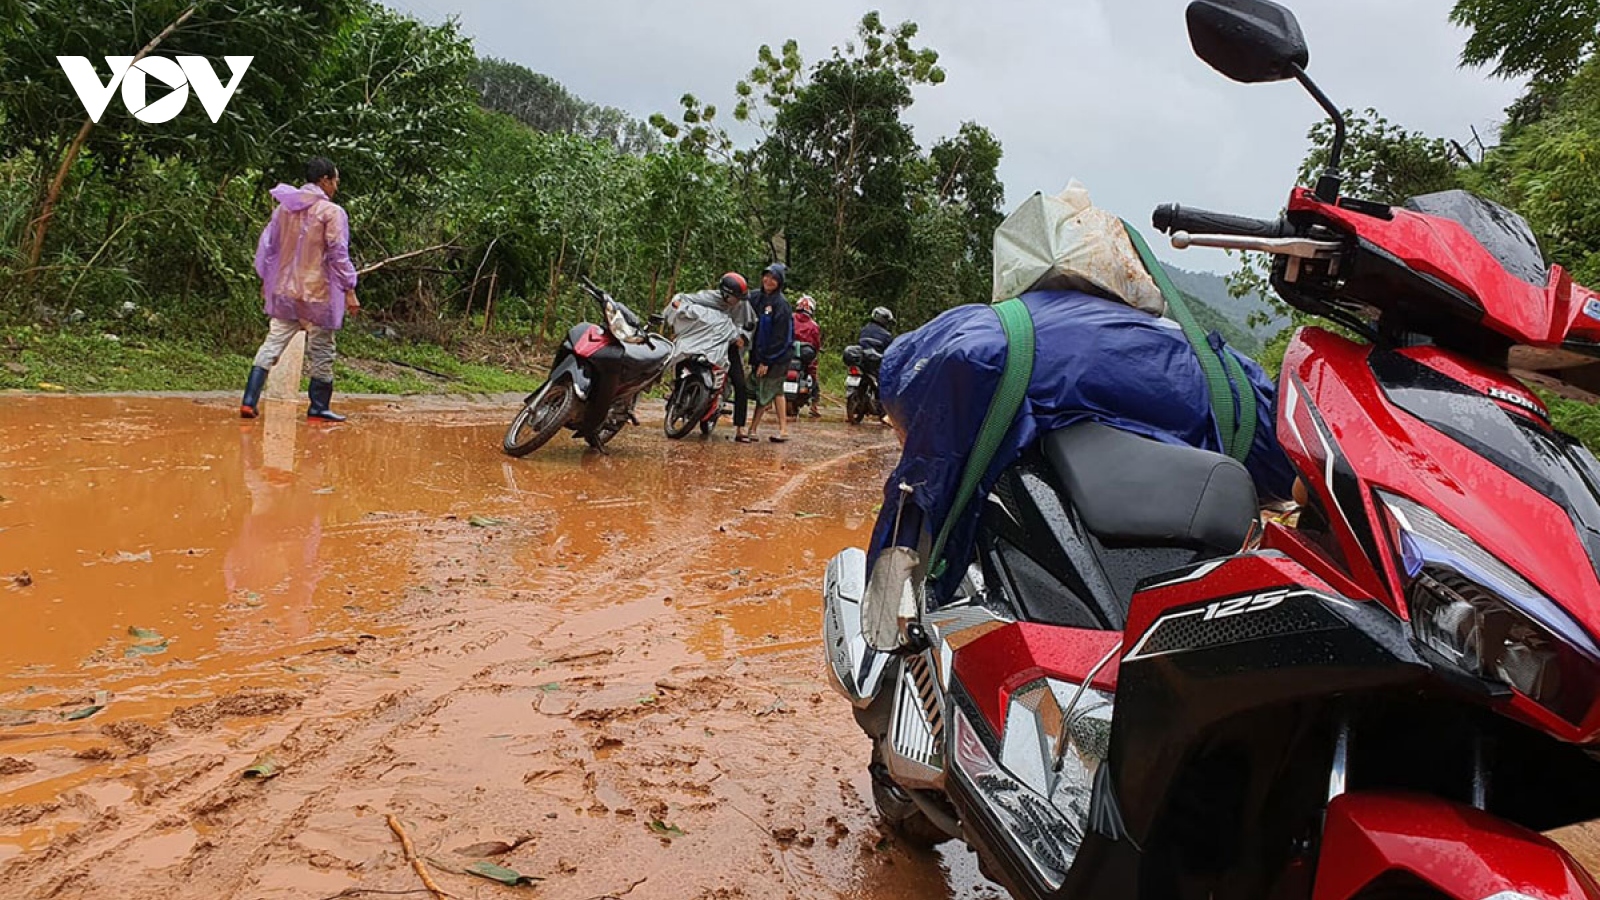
(868, 289), (1296, 603)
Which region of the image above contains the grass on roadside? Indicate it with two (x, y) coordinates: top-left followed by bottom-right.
(0, 323), (543, 395)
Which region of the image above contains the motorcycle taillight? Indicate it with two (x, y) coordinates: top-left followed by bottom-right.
(849, 367), (861, 376)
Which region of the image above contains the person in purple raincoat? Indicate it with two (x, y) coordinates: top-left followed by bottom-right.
(238, 157), (360, 422)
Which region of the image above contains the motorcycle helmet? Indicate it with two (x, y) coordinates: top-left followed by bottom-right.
(796, 295), (816, 315)
(871, 306), (894, 327)
(719, 272), (748, 301)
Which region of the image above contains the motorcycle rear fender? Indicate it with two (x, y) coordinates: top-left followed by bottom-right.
(823, 548), (889, 707)
(1313, 791), (1600, 900)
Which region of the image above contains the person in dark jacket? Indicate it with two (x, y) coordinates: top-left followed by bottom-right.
(746, 263), (794, 443)
(859, 306), (894, 352)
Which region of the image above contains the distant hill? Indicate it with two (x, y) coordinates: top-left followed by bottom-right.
(1161, 265), (1288, 353)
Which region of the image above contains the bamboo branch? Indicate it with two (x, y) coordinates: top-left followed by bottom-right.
(356, 243), (456, 276)
(385, 815), (449, 900)
(25, 5), (198, 273)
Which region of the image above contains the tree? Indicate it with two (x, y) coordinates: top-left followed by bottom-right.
(0, 0), (351, 273)
(474, 58), (659, 155)
(1451, 0), (1600, 83)
(1469, 56), (1600, 284)
(1300, 109), (1465, 203)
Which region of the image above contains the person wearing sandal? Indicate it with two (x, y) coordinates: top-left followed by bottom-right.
(746, 263), (794, 443)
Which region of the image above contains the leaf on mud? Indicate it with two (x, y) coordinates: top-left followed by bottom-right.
(0, 708), (41, 727)
(635, 694), (658, 705)
(37, 382), (66, 392)
(128, 627), (163, 642)
(452, 840), (516, 857)
(465, 861), (540, 886)
(62, 704), (104, 722)
(124, 641), (169, 658)
(241, 752), (281, 780)
(792, 511), (822, 519)
(10, 570), (31, 588)
(648, 820), (686, 838)
(110, 550), (152, 564)
(468, 515), (506, 528)
(312, 487), (335, 495)
(538, 682), (562, 692)
(755, 699), (790, 717)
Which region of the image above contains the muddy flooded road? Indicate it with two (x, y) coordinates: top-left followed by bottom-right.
(0, 394), (1007, 900)
(4, 395), (1597, 900)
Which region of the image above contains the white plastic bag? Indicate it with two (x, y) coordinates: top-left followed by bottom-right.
(992, 179), (1166, 316)
(862, 545), (921, 652)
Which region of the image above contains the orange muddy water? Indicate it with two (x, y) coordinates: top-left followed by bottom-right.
(0, 394), (1006, 900)
(1, 395), (1595, 900)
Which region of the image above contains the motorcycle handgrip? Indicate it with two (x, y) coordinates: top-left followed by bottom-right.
(1152, 203), (1287, 238)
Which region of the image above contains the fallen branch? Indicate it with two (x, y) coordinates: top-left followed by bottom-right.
(579, 876), (649, 900)
(386, 814), (450, 900)
(302, 883), (441, 890)
(358, 243), (457, 277)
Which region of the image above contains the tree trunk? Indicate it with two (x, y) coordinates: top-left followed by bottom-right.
(541, 232), (567, 339)
(481, 268), (499, 334)
(24, 5), (198, 277)
(664, 221), (692, 300)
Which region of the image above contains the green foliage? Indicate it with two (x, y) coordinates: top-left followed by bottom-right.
(1468, 57), (1600, 285)
(0, 5), (1002, 383)
(1451, 0), (1600, 83)
(1301, 109), (1466, 204)
(474, 57), (659, 155)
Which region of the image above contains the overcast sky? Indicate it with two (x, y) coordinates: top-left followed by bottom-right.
(385, 0), (1524, 273)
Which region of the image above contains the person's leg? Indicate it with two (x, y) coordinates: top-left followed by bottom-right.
(807, 363), (821, 417)
(242, 318), (296, 418)
(305, 324), (345, 422)
(729, 352), (752, 440)
(775, 387), (790, 439)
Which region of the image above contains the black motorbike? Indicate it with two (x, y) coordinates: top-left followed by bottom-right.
(663, 354), (726, 439)
(784, 342), (818, 417)
(502, 276), (672, 456)
(843, 343), (885, 425)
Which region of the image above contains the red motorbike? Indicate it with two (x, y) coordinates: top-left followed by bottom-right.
(823, 2), (1600, 898)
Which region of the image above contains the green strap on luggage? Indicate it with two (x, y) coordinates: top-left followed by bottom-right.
(928, 297), (1035, 581)
(1120, 220), (1258, 463)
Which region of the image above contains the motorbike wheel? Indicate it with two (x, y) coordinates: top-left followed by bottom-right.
(502, 383), (573, 457)
(869, 747), (948, 848)
(664, 381), (706, 439)
(847, 393), (866, 426)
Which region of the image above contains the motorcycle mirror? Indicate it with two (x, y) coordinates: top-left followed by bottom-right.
(1185, 0), (1308, 84)
(1186, 0), (1347, 200)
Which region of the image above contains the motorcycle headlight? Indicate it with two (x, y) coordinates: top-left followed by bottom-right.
(604, 301), (639, 343)
(1379, 492), (1600, 726)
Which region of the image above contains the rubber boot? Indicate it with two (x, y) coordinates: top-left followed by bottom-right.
(240, 366), (269, 418)
(306, 378), (346, 422)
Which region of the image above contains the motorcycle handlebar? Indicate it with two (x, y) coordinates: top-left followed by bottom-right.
(1152, 204), (1288, 239)
(577, 274), (606, 302)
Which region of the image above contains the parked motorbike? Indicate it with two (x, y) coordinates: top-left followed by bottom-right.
(502, 276), (672, 456)
(785, 342), (818, 416)
(663, 354), (726, 439)
(842, 344), (885, 425)
(823, 3), (1600, 899)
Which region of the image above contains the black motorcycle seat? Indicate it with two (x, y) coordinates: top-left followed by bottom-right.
(1042, 423), (1258, 555)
